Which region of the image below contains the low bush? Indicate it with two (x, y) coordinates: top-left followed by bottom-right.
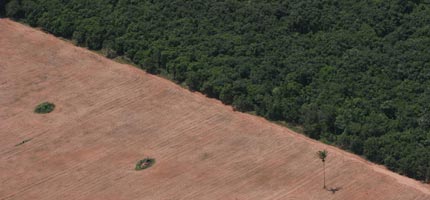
(135, 158), (155, 171)
(34, 102), (55, 114)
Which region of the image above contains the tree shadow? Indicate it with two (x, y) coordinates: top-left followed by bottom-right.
(326, 186), (342, 194)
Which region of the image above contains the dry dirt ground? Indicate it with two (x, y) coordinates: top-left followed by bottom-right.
(0, 19), (429, 200)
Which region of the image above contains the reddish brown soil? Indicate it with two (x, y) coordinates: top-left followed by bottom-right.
(0, 19), (429, 200)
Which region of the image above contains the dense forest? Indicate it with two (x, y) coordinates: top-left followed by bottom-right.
(2, 0), (430, 182)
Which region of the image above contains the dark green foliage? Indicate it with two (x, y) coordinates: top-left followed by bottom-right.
(34, 102), (55, 114)
(4, 0), (23, 18)
(6, 0), (430, 182)
(135, 158), (155, 171)
(0, 0), (6, 17)
(317, 150), (328, 163)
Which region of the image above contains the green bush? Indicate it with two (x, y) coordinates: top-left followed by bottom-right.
(135, 158), (155, 171)
(34, 102), (55, 114)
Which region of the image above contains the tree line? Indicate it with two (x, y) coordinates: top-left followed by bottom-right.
(3, 0), (430, 182)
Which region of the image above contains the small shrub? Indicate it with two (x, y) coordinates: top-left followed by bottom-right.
(135, 158), (155, 171)
(34, 102), (55, 114)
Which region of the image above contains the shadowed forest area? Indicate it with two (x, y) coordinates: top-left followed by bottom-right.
(2, 0), (430, 182)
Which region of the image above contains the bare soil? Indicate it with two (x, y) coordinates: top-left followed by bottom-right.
(1, 19), (429, 200)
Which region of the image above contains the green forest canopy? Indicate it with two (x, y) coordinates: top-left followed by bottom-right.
(3, 0), (430, 182)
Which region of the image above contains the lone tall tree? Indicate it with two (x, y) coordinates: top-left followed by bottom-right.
(317, 150), (328, 189)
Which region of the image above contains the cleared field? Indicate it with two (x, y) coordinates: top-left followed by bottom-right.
(0, 19), (429, 200)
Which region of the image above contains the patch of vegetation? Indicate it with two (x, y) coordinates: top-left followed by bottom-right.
(34, 102), (55, 114)
(0, 0), (5, 17)
(135, 158), (155, 171)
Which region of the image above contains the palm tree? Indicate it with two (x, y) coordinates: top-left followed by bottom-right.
(317, 150), (328, 189)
